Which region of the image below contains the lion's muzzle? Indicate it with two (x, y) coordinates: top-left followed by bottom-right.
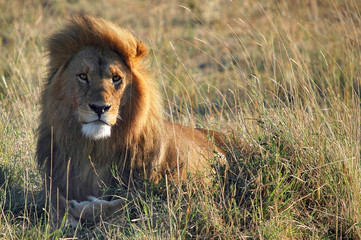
(80, 103), (114, 140)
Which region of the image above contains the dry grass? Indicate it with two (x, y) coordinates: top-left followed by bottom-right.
(0, 0), (360, 239)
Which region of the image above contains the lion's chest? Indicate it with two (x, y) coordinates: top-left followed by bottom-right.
(68, 155), (114, 200)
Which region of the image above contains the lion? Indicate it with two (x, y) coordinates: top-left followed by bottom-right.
(36, 15), (237, 227)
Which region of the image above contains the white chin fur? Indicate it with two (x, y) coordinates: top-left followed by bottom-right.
(82, 122), (111, 140)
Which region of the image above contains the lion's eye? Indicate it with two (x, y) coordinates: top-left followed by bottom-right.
(112, 75), (122, 85)
(77, 73), (88, 83)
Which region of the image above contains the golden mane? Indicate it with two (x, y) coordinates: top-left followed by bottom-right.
(47, 15), (148, 77)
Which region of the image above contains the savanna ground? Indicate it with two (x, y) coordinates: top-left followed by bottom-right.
(0, 0), (360, 239)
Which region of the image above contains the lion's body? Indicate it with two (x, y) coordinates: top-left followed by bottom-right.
(37, 119), (223, 200)
(36, 15), (226, 225)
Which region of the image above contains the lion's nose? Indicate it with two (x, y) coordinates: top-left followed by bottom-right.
(89, 103), (111, 118)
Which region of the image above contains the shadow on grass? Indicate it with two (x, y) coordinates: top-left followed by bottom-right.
(0, 164), (45, 226)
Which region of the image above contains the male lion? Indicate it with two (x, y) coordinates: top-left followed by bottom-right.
(37, 15), (231, 226)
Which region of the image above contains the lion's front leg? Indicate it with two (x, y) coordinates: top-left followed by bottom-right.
(68, 196), (125, 223)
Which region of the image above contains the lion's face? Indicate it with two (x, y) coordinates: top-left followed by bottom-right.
(65, 47), (131, 140)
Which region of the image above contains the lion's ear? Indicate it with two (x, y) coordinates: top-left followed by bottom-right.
(135, 41), (149, 59)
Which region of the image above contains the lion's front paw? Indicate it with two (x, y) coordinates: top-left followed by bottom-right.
(68, 196), (124, 222)
(68, 197), (100, 221)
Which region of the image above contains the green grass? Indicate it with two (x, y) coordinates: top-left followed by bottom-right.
(1, 0), (360, 239)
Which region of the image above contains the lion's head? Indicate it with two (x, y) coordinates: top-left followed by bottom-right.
(60, 47), (132, 139)
(42, 15), (160, 142)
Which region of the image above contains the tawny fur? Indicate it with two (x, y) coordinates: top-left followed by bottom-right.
(36, 15), (228, 226)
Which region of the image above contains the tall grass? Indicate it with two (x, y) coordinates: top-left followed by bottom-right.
(0, 0), (360, 239)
